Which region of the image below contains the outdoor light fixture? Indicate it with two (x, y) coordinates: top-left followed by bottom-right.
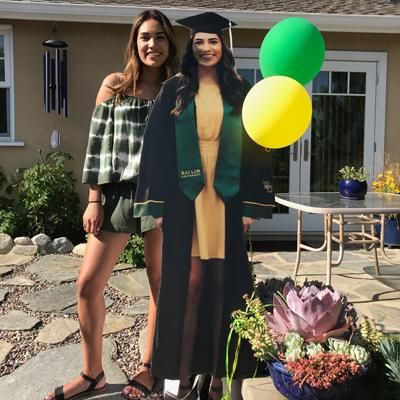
(42, 28), (68, 117)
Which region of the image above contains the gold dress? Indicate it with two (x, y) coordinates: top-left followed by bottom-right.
(191, 89), (225, 260)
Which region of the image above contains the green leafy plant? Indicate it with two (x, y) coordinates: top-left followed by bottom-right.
(0, 166), (10, 210)
(0, 209), (19, 236)
(9, 151), (83, 242)
(118, 234), (145, 267)
(339, 166), (368, 182)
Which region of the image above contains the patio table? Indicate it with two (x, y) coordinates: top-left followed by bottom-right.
(274, 192), (400, 284)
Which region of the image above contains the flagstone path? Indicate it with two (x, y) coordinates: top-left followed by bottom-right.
(0, 247), (399, 400)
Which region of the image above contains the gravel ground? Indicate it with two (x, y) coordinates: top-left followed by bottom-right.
(0, 255), (148, 380)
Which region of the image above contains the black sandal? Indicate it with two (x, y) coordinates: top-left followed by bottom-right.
(51, 371), (108, 400)
(123, 362), (162, 399)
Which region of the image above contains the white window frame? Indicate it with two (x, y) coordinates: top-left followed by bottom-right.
(233, 48), (387, 178)
(0, 25), (21, 146)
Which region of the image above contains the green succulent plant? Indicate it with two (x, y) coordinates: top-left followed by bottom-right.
(350, 344), (371, 366)
(357, 317), (383, 351)
(284, 332), (305, 361)
(306, 342), (325, 357)
(379, 337), (400, 385)
(328, 338), (351, 355)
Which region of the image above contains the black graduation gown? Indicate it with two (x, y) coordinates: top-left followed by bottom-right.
(134, 75), (274, 379)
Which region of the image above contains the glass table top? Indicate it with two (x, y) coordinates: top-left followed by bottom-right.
(275, 192), (400, 214)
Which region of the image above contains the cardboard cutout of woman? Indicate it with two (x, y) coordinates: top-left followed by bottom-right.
(135, 11), (274, 400)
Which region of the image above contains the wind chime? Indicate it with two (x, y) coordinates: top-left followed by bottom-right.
(42, 26), (68, 148)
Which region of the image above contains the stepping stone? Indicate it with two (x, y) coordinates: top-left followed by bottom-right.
(27, 255), (81, 283)
(20, 285), (113, 313)
(0, 310), (41, 331)
(0, 339), (127, 399)
(103, 313), (136, 335)
(0, 254), (33, 266)
(0, 340), (13, 364)
(0, 266), (13, 276)
(122, 299), (149, 315)
(35, 318), (80, 344)
(10, 244), (38, 256)
(0, 289), (8, 303)
(0, 275), (35, 286)
(21, 286), (77, 312)
(109, 270), (150, 298)
(114, 263), (135, 272)
(62, 297), (114, 315)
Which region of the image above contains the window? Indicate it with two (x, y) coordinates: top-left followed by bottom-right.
(0, 26), (14, 142)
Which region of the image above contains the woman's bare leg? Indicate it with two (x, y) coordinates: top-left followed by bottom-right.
(122, 227), (162, 398)
(45, 230), (129, 400)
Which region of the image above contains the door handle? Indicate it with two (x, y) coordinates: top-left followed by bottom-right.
(303, 139), (309, 162)
(292, 141), (298, 162)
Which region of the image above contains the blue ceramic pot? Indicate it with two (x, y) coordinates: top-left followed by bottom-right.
(268, 361), (361, 400)
(339, 179), (368, 200)
(376, 217), (400, 247)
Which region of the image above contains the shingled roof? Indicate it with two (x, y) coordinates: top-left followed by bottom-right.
(5, 0), (400, 15)
(2, 0), (400, 32)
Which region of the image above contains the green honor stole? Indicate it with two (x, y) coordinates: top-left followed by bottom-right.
(175, 98), (242, 202)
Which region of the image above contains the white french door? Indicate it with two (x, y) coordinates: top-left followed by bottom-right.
(236, 51), (384, 234)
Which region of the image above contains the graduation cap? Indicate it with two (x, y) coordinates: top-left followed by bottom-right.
(176, 12), (236, 52)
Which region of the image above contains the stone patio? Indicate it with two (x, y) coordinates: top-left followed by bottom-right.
(0, 246), (399, 400)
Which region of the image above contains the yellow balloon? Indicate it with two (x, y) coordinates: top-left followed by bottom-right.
(242, 76), (312, 149)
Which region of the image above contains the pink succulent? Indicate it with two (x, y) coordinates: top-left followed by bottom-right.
(265, 283), (353, 342)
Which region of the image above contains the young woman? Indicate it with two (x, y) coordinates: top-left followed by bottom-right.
(44, 10), (179, 400)
(134, 11), (274, 400)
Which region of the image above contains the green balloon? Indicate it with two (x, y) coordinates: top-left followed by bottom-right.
(259, 17), (325, 85)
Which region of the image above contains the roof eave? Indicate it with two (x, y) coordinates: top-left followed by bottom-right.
(0, 1), (400, 33)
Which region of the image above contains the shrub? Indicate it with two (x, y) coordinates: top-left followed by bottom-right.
(0, 209), (19, 236)
(118, 234), (145, 267)
(9, 151), (83, 242)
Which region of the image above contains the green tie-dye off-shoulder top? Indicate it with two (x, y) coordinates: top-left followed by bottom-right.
(82, 95), (154, 185)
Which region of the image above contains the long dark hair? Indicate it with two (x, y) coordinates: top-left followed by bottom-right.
(172, 34), (244, 116)
(114, 9), (180, 96)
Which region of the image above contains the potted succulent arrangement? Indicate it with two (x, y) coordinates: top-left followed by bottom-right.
(372, 157), (400, 247)
(225, 278), (400, 400)
(338, 166), (368, 200)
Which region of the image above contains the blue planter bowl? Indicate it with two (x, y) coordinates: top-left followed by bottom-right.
(268, 361), (361, 400)
(339, 179), (368, 200)
(376, 217), (400, 247)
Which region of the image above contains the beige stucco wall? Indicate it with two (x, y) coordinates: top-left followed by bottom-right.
(0, 19), (399, 207)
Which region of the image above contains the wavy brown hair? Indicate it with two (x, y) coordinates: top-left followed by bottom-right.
(114, 9), (179, 96)
(172, 34), (244, 116)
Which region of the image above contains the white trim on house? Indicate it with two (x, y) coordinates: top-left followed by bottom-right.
(0, 24), (20, 146)
(1, 1), (400, 33)
(234, 49), (387, 177)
